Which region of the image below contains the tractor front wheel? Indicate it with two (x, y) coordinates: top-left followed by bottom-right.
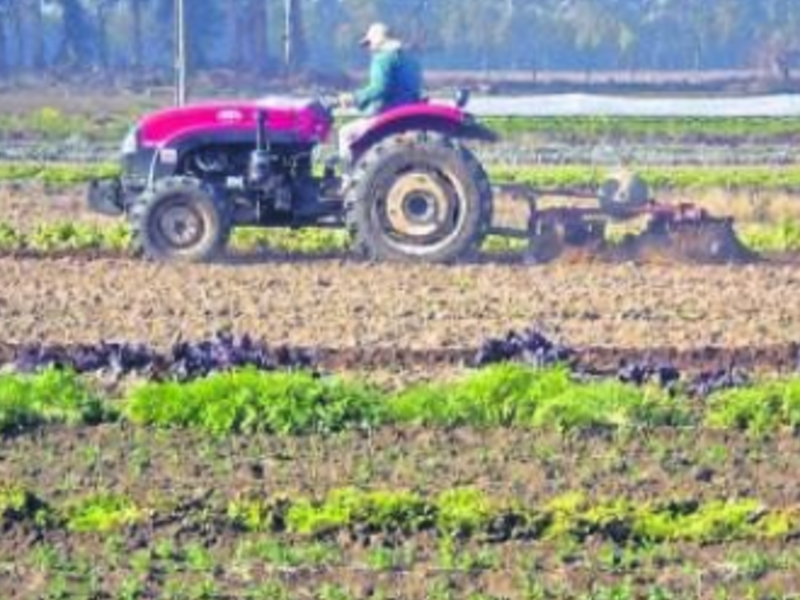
(129, 177), (231, 263)
(345, 134), (492, 263)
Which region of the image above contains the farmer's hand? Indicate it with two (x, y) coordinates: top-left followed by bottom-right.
(338, 93), (356, 109)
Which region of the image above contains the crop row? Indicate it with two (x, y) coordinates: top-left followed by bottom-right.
(6, 108), (800, 143)
(2, 219), (800, 256)
(0, 221), (350, 255)
(482, 116), (800, 143)
(490, 164), (800, 191)
(0, 161), (120, 184)
(2, 481), (797, 547)
(6, 162), (800, 192)
(5, 329), (759, 396)
(0, 107), (133, 142)
(2, 364), (800, 436)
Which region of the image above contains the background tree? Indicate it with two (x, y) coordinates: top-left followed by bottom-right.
(1, 0), (799, 84)
(0, 0), (9, 75)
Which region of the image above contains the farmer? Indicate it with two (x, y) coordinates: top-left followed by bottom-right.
(338, 22), (423, 160)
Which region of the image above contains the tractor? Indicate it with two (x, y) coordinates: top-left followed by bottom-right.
(88, 94), (748, 264)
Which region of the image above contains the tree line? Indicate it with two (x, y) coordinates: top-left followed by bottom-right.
(0, 0), (799, 79)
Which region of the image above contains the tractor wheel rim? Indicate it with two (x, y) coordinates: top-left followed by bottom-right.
(384, 171), (456, 240)
(156, 201), (206, 250)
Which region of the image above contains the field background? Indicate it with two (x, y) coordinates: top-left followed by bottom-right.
(3, 80), (800, 599)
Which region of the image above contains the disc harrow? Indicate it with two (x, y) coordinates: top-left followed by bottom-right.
(495, 172), (754, 265)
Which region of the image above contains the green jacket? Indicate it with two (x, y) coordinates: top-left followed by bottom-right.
(354, 42), (423, 116)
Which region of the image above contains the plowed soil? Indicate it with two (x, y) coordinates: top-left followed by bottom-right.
(1, 255), (800, 353)
(2, 186), (800, 365)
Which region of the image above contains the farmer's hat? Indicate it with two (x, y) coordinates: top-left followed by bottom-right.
(360, 22), (392, 50)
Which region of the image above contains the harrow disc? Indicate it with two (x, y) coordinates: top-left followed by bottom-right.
(612, 216), (756, 265)
(525, 216), (606, 264)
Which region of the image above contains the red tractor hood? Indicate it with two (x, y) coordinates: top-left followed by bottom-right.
(137, 97), (334, 148)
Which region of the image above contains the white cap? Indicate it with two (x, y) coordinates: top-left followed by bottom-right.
(360, 22), (391, 49)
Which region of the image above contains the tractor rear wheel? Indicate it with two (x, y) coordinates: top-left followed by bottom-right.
(345, 134), (492, 263)
(129, 176), (231, 263)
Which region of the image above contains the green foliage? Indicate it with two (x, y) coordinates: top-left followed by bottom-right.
(30, 222), (104, 251)
(489, 165), (800, 192)
(529, 380), (684, 431)
(5, 479), (800, 548)
(633, 500), (766, 543)
(0, 108), (129, 141)
(236, 538), (341, 568)
(435, 488), (494, 537)
(231, 228), (351, 255)
(227, 497), (287, 533)
(706, 378), (800, 434)
(390, 363), (564, 427)
(10, 363), (800, 441)
(65, 494), (142, 533)
(125, 369), (385, 436)
(0, 369), (109, 434)
(0, 162), (120, 184)
(232, 486), (800, 545)
(285, 490), (360, 536)
(0, 483), (52, 526)
(0, 221), (131, 253)
(738, 220), (800, 254)
(0, 483), (31, 517)
(390, 364), (682, 431)
(286, 488), (432, 536)
(0, 223), (24, 251)
(543, 494), (788, 544)
(1, 216), (800, 258)
(284, 487), (503, 539)
(481, 235), (528, 254)
(437, 537), (501, 571)
(483, 116), (800, 144)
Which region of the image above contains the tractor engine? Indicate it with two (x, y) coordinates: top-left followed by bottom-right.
(178, 120), (316, 223)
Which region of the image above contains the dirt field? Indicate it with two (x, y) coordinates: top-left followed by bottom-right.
(3, 184), (800, 599)
(1, 255), (799, 353)
(3, 425), (800, 599)
(1, 186), (800, 359)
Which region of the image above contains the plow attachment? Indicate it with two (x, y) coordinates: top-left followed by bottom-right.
(495, 173), (756, 265)
(608, 208), (755, 265)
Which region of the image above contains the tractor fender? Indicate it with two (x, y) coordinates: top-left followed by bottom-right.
(347, 105), (497, 163)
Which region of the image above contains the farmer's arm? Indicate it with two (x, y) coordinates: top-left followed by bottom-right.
(354, 53), (393, 111)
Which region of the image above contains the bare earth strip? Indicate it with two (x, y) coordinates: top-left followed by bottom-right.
(1, 256), (799, 352)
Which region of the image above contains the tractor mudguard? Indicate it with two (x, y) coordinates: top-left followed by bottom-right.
(347, 103), (497, 160)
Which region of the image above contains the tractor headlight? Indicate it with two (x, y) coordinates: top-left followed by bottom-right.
(120, 127), (138, 155)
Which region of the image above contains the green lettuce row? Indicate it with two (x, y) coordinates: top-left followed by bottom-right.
(0, 107), (132, 141)
(3, 481), (798, 545)
(480, 116), (800, 142)
(0, 221), (351, 255)
(2, 219), (800, 255)
(488, 165), (800, 191)
(230, 487), (798, 544)
(0, 162), (120, 184)
(3, 365), (800, 436)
